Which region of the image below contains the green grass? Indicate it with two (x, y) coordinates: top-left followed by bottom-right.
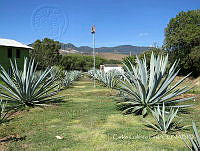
(0, 77), (200, 151)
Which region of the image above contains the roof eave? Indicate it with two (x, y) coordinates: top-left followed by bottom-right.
(0, 45), (33, 49)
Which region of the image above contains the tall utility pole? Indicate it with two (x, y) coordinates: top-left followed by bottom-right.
(91, 25), (96, 88)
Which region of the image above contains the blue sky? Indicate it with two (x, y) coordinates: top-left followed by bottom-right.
(0, 0), (200, 47)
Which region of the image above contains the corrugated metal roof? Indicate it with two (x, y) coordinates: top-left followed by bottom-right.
(0, 38), (33, 49)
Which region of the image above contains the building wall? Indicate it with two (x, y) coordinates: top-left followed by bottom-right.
(0, 46), (29, 71)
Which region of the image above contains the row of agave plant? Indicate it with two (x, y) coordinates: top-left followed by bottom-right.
(51, 66), (82, 90)
(88, 69), (122, 89)
(0, 58), (81, 124)
(88, 53), (199, 150)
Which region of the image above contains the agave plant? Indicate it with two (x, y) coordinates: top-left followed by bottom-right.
(70, 71), (82, 81)
(88, 69), (95, 78)
(0, 58), (60, 108)
(50, 67), (67, 90)
(60, 71), (82, 88)
(60, 72), (72, 88)
(0, 98), (16, 124)
(51, 66), (65, 80)
(89, 69), (121, 89)
(102, 70), (120, 88)
(145, 103), (182, 134)
(182, 122), (200, 151)
(117, 52), (193, 116)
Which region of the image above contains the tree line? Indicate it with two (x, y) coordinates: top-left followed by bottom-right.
(30, 38), (121, 71)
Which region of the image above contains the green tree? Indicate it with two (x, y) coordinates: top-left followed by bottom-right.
(139, 47), (167, 65)
(60, 54), (106, 71)
(122, 47), (166, 70)
(164, 9), (200, 76)
(122, 55), (136, 70)
(31, 38), (61, 69)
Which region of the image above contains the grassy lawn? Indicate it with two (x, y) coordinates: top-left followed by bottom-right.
(0, 76), (200, 151)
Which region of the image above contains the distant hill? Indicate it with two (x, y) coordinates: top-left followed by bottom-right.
(61, 43), (76, 50)
(61, 43), (152, 55)
(30, 42), (152, 55)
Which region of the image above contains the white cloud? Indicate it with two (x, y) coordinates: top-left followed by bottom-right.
(139, 33), (150, 37)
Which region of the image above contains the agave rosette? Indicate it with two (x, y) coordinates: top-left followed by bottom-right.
(0, 58), (61, 108)
(118, 53), (193, 116)
(145, 103), (181, 134)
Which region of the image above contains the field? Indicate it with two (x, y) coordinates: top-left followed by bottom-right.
(0, 76), (200, 151)
(97, 53), (128, 61)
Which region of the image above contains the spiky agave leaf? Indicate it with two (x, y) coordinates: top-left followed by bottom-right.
(0, 99), (16, 124)
(0, 58), (61, 108)
(88, 69), (95, 78)
(182, 122), (200, 151)
(0, 99), (7, 124)
(145, 103), (181, 134)
(118, 52), (193, 116)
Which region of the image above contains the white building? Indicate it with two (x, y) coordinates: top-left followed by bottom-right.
(100, 64), (124, 73)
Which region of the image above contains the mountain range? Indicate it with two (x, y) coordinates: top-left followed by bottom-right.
(60, 43), (152, 55)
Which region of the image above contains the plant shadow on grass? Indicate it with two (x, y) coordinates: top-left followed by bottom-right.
(36, 98), (65, 106)
(178, 108), (191, 114)
(0, 135), (26, 143)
